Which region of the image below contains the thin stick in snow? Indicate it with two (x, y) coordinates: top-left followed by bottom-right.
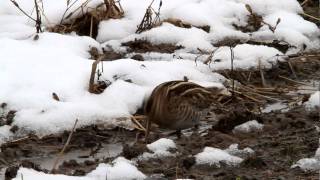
(51, 119), (79, 173)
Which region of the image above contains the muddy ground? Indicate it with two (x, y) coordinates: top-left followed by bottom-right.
(0, 52), (319, 180)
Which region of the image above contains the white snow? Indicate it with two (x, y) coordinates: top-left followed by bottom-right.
(305, 91), (320, 109)
(195, 144), (254, 167)
(99, 0), (319, 54)
(139, 138), (177, 160)
(87, 157), (146, 180)
(291, 143), (320, 171)
(233, 120), (264, 133)
(291, 158), (320, 171)
(0, 32), (224, 140)
(195, 147), (243, 167)
(261, 102), (288, 113)
(225, 144), (254, 157)
(0, 125), (14, 145)
(13, 157), (146, 180)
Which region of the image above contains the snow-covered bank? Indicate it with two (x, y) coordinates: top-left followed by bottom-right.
(0, 32), (224, 141)
(0, 0), (319, 144)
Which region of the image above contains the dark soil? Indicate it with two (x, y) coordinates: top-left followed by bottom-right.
(122, 39), (183, 54)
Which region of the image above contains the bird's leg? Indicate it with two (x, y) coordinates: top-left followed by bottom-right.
(144, 118), (151, 143)
(176, 130), (182, 139)
(192, 124), (200, 136)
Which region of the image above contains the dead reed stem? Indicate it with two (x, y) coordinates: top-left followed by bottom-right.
(230, 46), (235, 95)
(51, 119), (79, 173)
(89, 56), (104, 93)
(287, 61), (297, 79)
(258, 60), (267, 87)
(278, 75), (312, 86)
(34, 0), (42, 33)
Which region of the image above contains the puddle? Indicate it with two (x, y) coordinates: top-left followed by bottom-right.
(22, 143), (123, 170)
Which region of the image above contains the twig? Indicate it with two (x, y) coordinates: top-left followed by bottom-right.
(230, 46), (235, 95)
(51, 119), (79, 173)
(301, 0), (310, 6)
(7, 136), (31, 144)
(89, 14), (93, 37)
(278, 75), (312, 86)
(287, 60), (297, 79)
(230, 90), (264, 103)
(247, 71), (252, 82)
(246, 91), (280, 102)
(301, 12), (320, 21)
(258, 60), (267, 87)
(9, 0), (37, 22)
(34, 0), (42, 33)
(60, 0), (81, 24)
(131, 116), (146, 132)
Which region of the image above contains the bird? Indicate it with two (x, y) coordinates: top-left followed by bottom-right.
(144, 80), (225, 141)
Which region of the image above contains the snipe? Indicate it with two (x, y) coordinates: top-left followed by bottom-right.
(144, 80), (224, 141)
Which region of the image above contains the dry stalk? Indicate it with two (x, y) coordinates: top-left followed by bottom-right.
(90, 14), (94, 37)
(204, 47), (220, 65)
(131, 116), (147, 132)
(301, 0), (310, 6)
(230, 90), (264, 103)
(34, 0), (42, 33)
(10, 0), (43, 33)
(60, 0), (81, 24)
(258, 60), (267, 87)
(104, 0), (124, 19)
(230, 46), (235, 95)
(245, 4), (281, 33)
(89, 56), (104, 93)
(136, 0), (162, 33)
(278, 75), (312, 86)
(245, 91), (280, 102)
(301, 12), (320, 21)
(287, 60), (297, 79)
(51, 119), (79, 173)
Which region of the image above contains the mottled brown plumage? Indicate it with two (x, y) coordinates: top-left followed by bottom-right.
(144, 80), (223, 140)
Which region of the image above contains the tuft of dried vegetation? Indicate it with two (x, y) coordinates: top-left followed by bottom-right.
(136, 0), (162, 33)
(88, 56), (112, 94)
(136, 0), (210, 34)
(233, 4), (281, 33)
(48, 0), (124, 38)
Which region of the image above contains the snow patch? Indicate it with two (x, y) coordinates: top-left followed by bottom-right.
(292, 145), (320, 171)
(139, 138), (177, 160)
(195, 144), (254, 167)
(305, 91), (320, 109)
(13, 157), (146, 180)
(233, 120), (264, 133)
